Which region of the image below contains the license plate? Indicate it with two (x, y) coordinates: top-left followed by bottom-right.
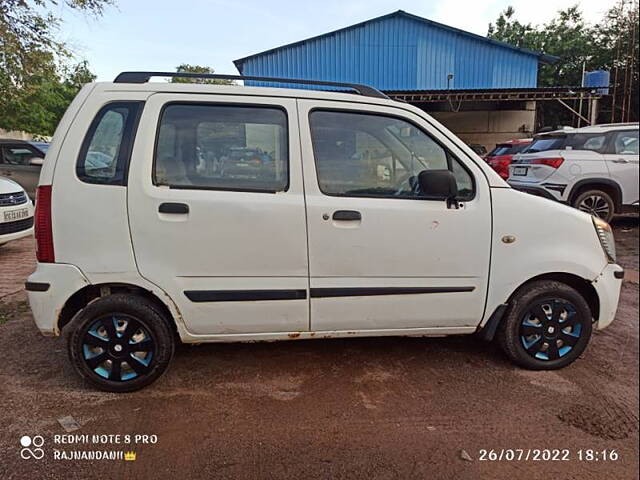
(3, 208), (29, 222)
(512, 166), (528, 176)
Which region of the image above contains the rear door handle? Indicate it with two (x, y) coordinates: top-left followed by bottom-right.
(332, 210), (361, 221)
(159, 202), (189, 214)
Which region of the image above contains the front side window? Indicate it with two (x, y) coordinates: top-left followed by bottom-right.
(1, 146), (41, 165)
(612, 130), (639, 155)
(154, 104), (288, 192)
(77, 102), (142, 185)
(309, 110), (473, 200)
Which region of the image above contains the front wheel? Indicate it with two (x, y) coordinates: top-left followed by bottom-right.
(496, 281), (593, 370)
(67, 294), (175, 392)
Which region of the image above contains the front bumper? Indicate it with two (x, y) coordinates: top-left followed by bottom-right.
(26, 263), (90, 336)
(0, 226), (33, 245)
(592, 263), (624, 330)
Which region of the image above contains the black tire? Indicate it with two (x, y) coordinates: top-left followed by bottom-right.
(496, 281), (593, 370)
(66, 294), (175, 392)
(573, 189), (615, 223)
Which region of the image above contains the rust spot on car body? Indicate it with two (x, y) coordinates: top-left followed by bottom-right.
(288, 332), (301, 339)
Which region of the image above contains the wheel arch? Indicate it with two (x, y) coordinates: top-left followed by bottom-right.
(481, 272), (600, 341)
(509, 273), (600, 321)
(58, 283), (180, 338)
(568, 178), (623, 213)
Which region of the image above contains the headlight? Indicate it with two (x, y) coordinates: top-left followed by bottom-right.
(592, 216), (616, 263)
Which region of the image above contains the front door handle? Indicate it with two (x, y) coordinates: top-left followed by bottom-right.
(332, 210), (361, 221)
(159, 202), (189, 214)
(612, 158), (629, 164)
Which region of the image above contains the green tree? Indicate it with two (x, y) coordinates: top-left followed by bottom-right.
(0, 0), (112, 135)
(488, 5), (592, 87)
(488, 3), (638, 125)
(170, 64), (234, 85)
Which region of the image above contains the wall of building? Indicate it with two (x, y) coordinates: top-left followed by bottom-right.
(427, 103), (535, 151)
(0, 129), (35, 141)
(236, 11), (540, 91)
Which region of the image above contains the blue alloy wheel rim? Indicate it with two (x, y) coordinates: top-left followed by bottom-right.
(82, 314), (155, 381)
(519, 299), (582, 361)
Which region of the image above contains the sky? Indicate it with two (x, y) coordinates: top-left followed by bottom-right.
(54, 0), (619, 81)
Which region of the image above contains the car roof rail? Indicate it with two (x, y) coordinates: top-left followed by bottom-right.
(587, 122), (639, 128)
(113, 71), (389, 99)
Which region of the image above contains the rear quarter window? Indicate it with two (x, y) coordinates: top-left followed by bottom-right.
(77, 102), (143, 185)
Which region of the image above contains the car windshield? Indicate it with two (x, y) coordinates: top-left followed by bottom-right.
(28, 142), (49, 154)
(525, 136), (565, 153)
(488, 143), (530, 156)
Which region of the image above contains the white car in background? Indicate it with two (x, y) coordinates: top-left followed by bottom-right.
(0, 177), (34, 246)
(508, 123), (639, 222)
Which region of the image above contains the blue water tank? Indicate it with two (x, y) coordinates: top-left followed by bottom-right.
(584, 70), (610, 94)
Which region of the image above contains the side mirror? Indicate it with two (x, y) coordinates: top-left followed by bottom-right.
(29, 157), (44, 167)
(418, 169), (459, 207)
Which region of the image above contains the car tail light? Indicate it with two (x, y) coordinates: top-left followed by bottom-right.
(489, 157), (512, 180)
(531, 157), (564, 169)
(35, 185), (55, 263)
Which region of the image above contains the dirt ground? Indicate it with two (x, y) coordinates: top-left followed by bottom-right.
(0, 218), (638, 480)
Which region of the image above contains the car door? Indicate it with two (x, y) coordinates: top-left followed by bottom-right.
(298, 100), (492, 332)
(603, 129), (639, 205)
(127, 94), (309, 336)
(0, 144), (42, 198)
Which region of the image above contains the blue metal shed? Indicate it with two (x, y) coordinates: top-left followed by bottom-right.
(234, 10), (555, 91)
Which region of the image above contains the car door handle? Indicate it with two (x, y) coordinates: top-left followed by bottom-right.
(159, 202), (189, 214)
(612, 158), (629, 164)
(332, 210), (361, 221)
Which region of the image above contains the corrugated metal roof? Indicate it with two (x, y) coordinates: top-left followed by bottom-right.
(234, 10), (556, 91)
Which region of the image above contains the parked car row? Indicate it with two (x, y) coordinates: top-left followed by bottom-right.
(481, 123), (639, 222)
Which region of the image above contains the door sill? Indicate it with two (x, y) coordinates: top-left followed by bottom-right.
(179, 326), (477, 343)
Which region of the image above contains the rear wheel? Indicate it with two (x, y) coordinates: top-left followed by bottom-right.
(573, 189), (615, 223)
(496, 281), (593, 370)
(67, 294), (174, 392)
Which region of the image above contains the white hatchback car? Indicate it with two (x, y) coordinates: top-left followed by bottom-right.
(508, 123), (639, 222)
(26, 72), (624, 392)
(0, 177), (34, 246)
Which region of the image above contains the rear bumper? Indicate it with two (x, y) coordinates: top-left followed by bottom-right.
(26, 263), (90, 336)
(508, 180), (565, 202)
(593, 263), (624, 330)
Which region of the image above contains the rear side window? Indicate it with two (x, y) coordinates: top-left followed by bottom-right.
(1, 146), (41, 165)
(612, 130), (639, 155)
(567, 133), (607, 152)
(154, 104), (288, 192)
(77, 102), (143, 185)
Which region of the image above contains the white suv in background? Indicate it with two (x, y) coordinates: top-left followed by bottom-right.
(0, 177), (34, 246)
(508, 123), (639, 222)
